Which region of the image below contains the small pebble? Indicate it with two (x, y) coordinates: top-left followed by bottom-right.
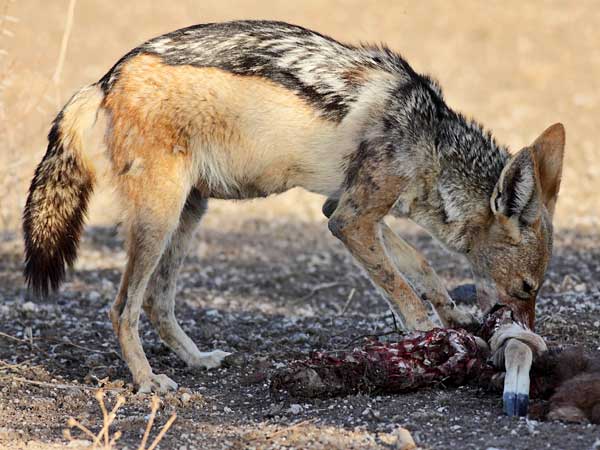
(21, 301), (38, 313)
(289, 404), (303, 414)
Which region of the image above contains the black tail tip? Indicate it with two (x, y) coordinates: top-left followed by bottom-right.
(23, 249), (68, 299)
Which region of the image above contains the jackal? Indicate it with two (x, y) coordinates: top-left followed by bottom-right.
(23, 21), (564, 393)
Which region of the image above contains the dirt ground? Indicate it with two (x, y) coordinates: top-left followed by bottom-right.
(2, 222), (600, 449)
(1, 1), (600, 449)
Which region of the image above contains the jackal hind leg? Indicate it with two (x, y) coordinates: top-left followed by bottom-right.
(142, 189), (230, 369)
(327, 160), (435, 332)
(110, 174), (192, 393)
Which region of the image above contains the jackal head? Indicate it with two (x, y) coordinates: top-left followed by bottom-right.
(467, 123), (565, 329)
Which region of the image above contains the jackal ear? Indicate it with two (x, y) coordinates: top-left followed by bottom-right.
(530, 123), (565, 218)
(490, 147), (541, 227)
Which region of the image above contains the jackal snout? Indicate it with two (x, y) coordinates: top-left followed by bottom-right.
(468, 123), (565, 328)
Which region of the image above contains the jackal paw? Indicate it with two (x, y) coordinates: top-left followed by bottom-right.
(137, 373), (178, 394)
(188, 349), (231, 370)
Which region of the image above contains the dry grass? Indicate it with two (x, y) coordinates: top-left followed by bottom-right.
(0, 0), (22, 233)
(1, 1), (599, 234)
(63, 390), (176, 450)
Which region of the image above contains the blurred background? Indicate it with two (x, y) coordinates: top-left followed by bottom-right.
(1, 0), (599, 232)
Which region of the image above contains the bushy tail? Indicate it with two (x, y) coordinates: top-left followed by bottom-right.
(23, 84), (104, 296)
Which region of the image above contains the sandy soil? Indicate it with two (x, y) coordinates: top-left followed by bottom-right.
(1, 1), (600, 449)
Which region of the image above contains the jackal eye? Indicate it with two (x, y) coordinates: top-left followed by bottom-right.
(522, 280), (536, 294)
(512, 279), (537, 300)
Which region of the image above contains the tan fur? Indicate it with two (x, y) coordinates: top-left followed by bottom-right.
(87, 54), (405, 392)
(140, 191), (229, 368)
(469, 125), (565, 328)
(382, 223), (474, 328)
(494, 214), (522, 244)
(102, 54), (381, 200)
(28, 86), (104, 248)
(59, 85), (105, 175)
(472, 217), (550, 327)
(329, 162), (435, 330)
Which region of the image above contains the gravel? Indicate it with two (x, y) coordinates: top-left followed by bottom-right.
(1, 219), (600, 449)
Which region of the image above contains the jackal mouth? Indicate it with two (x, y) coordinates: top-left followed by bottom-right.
(497, 295), (536, 330)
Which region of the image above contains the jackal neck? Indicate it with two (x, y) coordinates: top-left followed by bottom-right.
(395, 105), (511, 254)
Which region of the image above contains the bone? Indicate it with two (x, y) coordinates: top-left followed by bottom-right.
(488, 321), (547, 417)
(490, 323), (548, 362)
(449, 283), (548, 418)
(503, 338), (533, 416)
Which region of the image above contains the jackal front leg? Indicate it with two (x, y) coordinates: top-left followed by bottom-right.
(380, 223), (476, 328)
(328, 169), (434, 331)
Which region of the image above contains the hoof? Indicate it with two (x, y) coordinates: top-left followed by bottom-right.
(504, 391), (529, 417)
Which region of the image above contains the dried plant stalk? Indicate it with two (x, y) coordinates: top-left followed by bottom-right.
(65, 389), (176, 450)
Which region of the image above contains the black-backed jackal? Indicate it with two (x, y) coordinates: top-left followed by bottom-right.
(23, 21), (564, 392)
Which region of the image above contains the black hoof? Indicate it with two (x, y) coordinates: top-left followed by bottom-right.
(503, 392), (529, 417)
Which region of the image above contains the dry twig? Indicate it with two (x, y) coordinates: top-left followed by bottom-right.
(339, 287), (356, 316)
(0, 330), (30, 345)
(0, 358), (35, 370)
(5, 375), (125, 392)
(52, 0), (76, 105)
(64, 389), (177, 450)
(146, 412), (177, 450)
(138, 396), (160, 450)
(45, 336), (122, 360)
(297, 281), (346, 303)
(268, 419), (316, 439)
